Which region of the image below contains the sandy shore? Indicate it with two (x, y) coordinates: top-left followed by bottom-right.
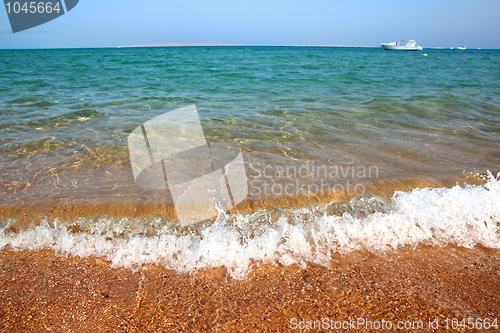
(112, 43), (248, 48)
(0, 245), (499, 332)
(110, 43), (381, 48)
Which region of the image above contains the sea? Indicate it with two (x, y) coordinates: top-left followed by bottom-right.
(0, 46), (499, 279)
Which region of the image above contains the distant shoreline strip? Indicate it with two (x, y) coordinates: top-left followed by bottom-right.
(112, 43), (379, 48)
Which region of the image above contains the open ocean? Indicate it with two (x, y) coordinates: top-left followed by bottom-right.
(1, 46), (499, 278)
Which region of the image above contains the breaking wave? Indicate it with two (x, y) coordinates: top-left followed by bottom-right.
(1, 172), (499, 279)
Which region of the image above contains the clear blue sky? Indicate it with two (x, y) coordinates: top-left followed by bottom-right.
(1, 0), (499, 49)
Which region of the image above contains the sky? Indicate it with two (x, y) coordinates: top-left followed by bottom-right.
(1, 0), (499, 49)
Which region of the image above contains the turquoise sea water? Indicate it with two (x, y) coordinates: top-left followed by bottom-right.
(1, 47), (499, 276)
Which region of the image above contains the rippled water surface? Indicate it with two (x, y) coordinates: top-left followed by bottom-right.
(1, 47), (499, 207)
(1, 46), (499, 276)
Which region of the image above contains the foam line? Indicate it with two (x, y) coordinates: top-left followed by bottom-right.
(1, 172), (499, 279)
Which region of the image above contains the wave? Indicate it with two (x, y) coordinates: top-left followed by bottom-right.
(1, 172), (499, 279)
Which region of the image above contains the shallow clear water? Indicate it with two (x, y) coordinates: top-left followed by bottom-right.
(1, 47), (499, 276)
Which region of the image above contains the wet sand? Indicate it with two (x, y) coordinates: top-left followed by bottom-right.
(0, 175), (469, 228)
(0, 246), (499, 332)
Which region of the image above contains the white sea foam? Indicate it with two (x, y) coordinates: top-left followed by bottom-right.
(1, 172), (499, 279)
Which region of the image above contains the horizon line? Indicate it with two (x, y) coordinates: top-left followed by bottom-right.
(0, 43), (494, 50)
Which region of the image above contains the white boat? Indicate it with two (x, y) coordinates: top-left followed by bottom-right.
(457, 46), (466, 50)
(381, 40), (423, 51)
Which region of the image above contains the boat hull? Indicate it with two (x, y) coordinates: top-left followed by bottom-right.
(381, 44), (421, 51)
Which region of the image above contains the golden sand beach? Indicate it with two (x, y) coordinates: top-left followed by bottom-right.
(0, 246), (499, 332)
